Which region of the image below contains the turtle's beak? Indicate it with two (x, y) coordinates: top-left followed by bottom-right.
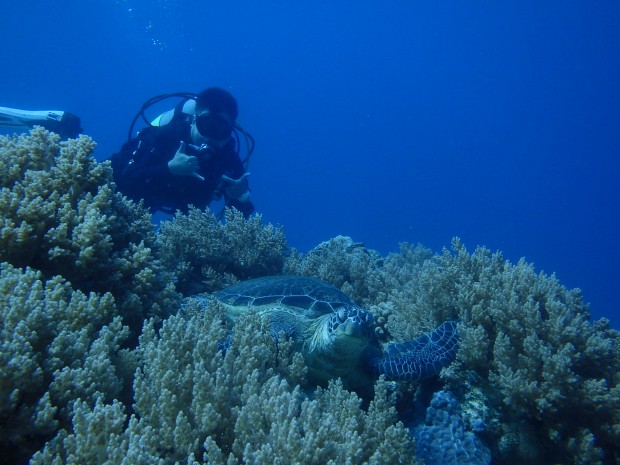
(340, 320), (363, 337)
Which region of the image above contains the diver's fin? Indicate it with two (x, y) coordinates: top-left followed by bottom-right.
(0, 106), (82, 139)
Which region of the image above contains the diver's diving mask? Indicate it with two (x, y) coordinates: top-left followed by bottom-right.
(195, 112), (234, 141)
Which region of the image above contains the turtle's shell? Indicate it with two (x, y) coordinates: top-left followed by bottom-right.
(214, 275), (356, 320)
(212, 275), (377, 388)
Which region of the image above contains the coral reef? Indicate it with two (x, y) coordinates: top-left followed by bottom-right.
(0, 127), (179, 325)
(420, 240), (620, 465)
(157, 206), (287, 295)
(311, 238), (620, 464)
(31, 303), (418, 464)
(287, 237), (620, 464)
(0, 263), (130, 464)
(413, 390), (491, 465)
(2, 129), (618, 464)
(0, 128), (176, 463)
(284, 235), (388, 307)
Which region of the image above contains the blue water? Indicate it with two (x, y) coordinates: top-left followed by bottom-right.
(2, 1), (619, 327)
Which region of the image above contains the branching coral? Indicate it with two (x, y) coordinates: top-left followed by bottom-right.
(284, 235), (387, 306)
(285, 236), (620, 464)
(3, 127), (617, 465)
(0, 263), (130, 464)
(379, 238), (620, 464)
(31, 302), (418, 465)
(157, 206), (287, 295)
(0, 127), (179, 325)
(0, 127), (178, 463)
(10, 227), (620, 464)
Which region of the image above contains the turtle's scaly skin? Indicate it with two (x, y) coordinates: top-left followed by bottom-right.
(203, 275), (458, 389)
(369, 320), (459, 380)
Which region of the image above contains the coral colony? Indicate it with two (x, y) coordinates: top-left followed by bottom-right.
(1, 128), (619, 464)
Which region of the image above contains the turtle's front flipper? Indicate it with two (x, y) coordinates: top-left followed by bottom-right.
(370, 321), (459, 381)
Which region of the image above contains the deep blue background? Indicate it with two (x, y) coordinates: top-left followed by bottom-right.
(2, 1), (619, 327)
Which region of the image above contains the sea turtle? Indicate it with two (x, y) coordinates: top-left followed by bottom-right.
(193, 275), (458, 392)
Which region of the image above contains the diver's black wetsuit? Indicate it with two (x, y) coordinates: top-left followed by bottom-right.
(110, 117), (254, 217)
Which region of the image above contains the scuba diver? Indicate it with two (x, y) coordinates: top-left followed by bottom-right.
(0, 106), (82, 139)
(110, 87), (255, 217)
(0, 88), (254, 217)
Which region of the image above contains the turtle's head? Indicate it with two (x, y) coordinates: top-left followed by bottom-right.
(307, 305), (374, 354)
(305, 305), (375, 386)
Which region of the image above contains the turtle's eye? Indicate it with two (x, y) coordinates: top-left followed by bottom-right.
(337, 308), (347, 322)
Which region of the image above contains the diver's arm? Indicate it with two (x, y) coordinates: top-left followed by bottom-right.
(167, 142), (205, 181)
(220, 152), (254, 216)
(0, 107), (82, 139)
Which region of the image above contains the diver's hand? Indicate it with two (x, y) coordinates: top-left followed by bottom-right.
(167, 141), (205, 181)
(221, 173), (251, 202)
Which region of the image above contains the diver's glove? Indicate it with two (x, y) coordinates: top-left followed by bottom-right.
(221, 173), (251, 202)
(168, 141), (205, 181)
